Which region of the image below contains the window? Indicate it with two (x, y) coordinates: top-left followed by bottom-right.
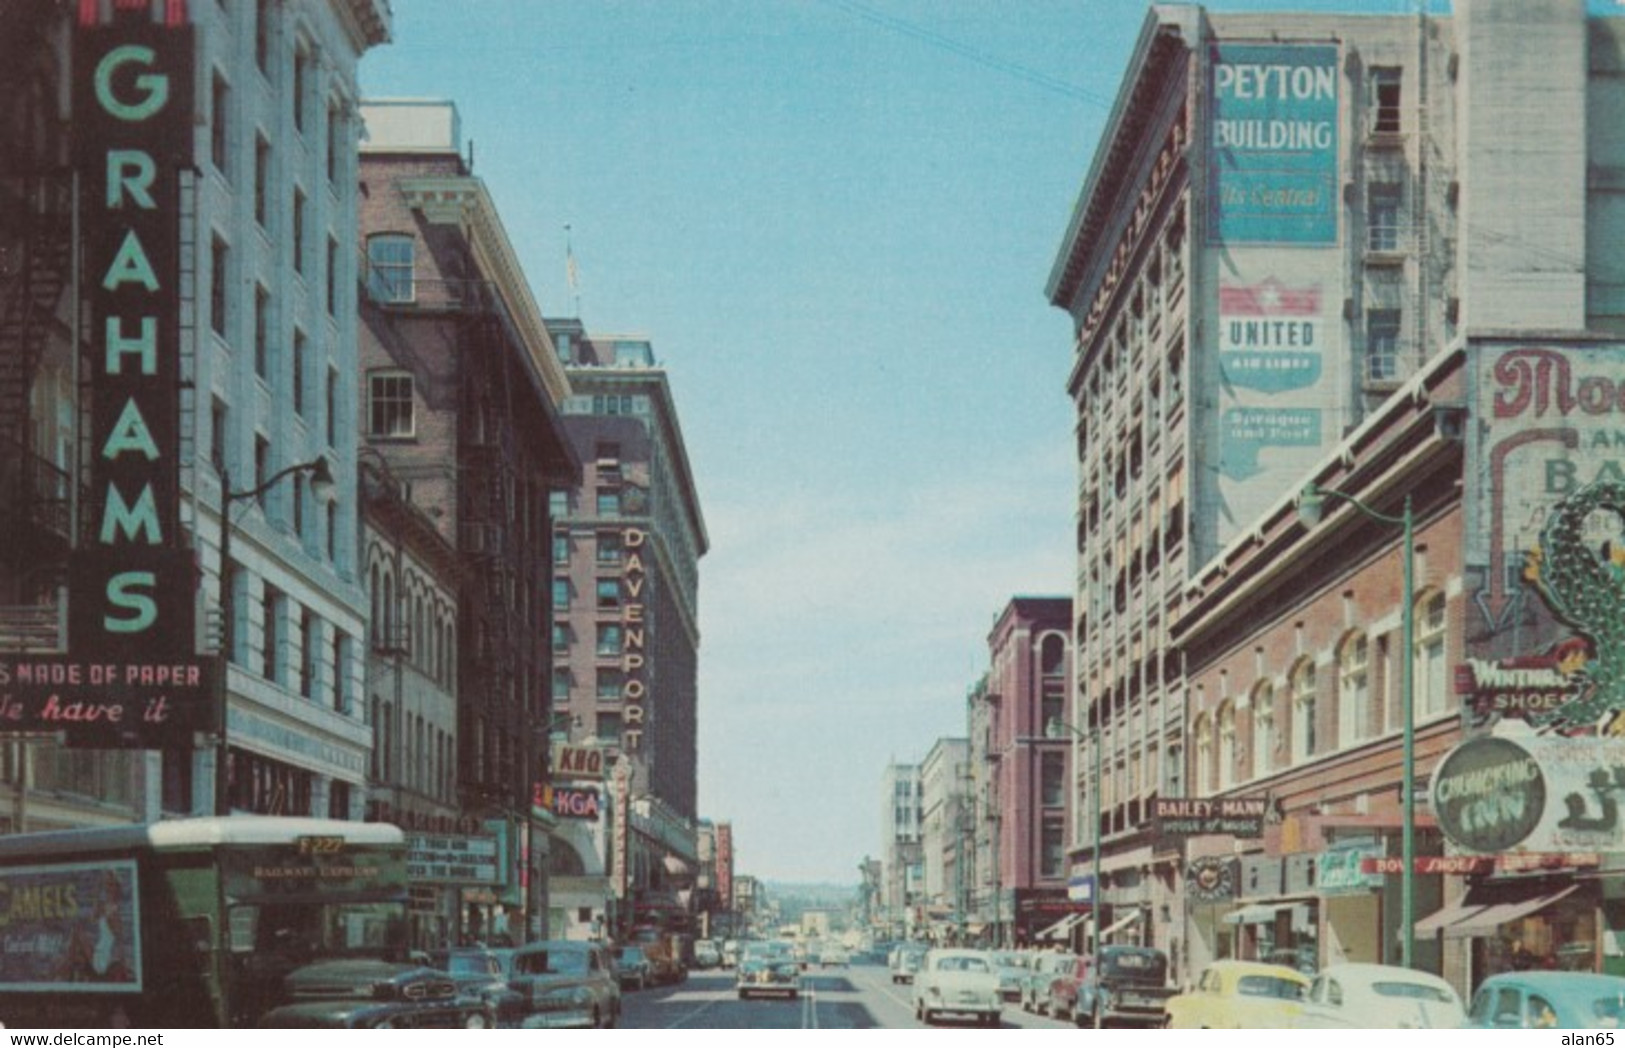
(292, 187), (307, 274)
(162, 749), (193, 815)
(553, 533), (570, 565)
(596, 579), (619, 610)
(552, 669), (572, 699)
(210, 236), (229, 336)
(366, 234), (415, 303)
(597, 533), (622, 564)
(1367, 309), (1401, 382)
(326, 235), (339, 315)
(292, 477), (304, 539)
(1040, 751), (1065, 807)
(596, 669), (621, 701)
(367, 372), (414, 438)
(1194, 714), (1212, 793)
(293, 45), (310, 134)
(254, 284), (270, 379)
(1368, 183), (1402, 252)
(1217, 701), (1237, 789)
(1291, 661), (1318, 763)
(1040, 817), (1065, 878)
(210, 396), (228, 474)
(325, 501), (337, 562)
(1371, 68), (1402, 135)
(211, 72), (230, 175)
(551, 623), (570, 654)
(253, 435), (270, 508)
(299, 609), (317, 699)
(262, 584), (282, 683)
(1339, 632), (1370, 746)
(325, 366), (338, 447)
(255, 0), (272, 74)
(1415, 592), (1450, 717)
(596, 712), (622, 743)
(225, 561), (245, 665)
(596, 624), (623, 656)
(597, 491), (621, 517)
(254, 134), (270, 228)
(1252, 682), (1275, 776)
(552, 578), (570, 610)
(292, 328), (306, 416)
(326, 99), (342, 183)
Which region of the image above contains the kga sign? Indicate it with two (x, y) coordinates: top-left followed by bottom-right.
(542, 786), (602, 821)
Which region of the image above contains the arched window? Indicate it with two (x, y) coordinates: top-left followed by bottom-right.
(1338, 632), (1370, 746)
(1217, 702), (1237, 789)
(1194, 714), (1213, 793)
(381, 573), (394, 650)
(369, 564), (381, 644)
(1415, 592), (1449, 717)
(1291, 660), (1317, 764)
(1252, 681), (1276, 776)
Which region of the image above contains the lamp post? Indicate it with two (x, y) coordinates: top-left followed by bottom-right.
(214, 456), (335, 816)
(1296, 481), (1415, 969)
(1045, 714), (1102, 1029)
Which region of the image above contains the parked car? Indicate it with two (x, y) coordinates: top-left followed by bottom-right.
(1046, 955), (1091, 1022)
(737, 941), (801, 999)
(987, 950), (1031, 1002)
(1165, 960), (1309, 1029)
(913, 948), (1002, 1027)
(427, 948), (526, 1027)
(819, 944), (850, 967)
(508, 940), (621, 1029)
(1466, 971), (1625, 1030)
(1074, 945), (1176, 1027)
(721, 940), (740, 969)
(1020, 951), (1072, 1014)
(694, 940), (722, 969)
(1296, 963), (1464, 1029)
(611, 945), (653, 991)
(890, 944), (928, 985)
(260, 960), (491, 1029)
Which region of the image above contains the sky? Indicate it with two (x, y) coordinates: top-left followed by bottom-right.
(360, 0), (1441, 884)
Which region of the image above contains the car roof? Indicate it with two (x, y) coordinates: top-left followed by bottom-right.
(1479, 971), (1625, 991)
(1205, 960), (1311, 982)
(1316, 963), (1453, 987)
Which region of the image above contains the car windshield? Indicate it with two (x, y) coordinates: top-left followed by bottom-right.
(992, 952), (1028, 968)
(939, 956), (990, 973)
(1372, 981), (1454, 1004)
(1101, 950), (1167, 982)
(1237, 975), (1305, 1000)
(516, 948), (589, 976)
(1593, 996), (1625, 1026)
(445, 954), (493, 976)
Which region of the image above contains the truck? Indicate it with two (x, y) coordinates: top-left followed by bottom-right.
(0, 816), (413, 1028)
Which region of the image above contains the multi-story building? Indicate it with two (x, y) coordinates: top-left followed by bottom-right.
(919, 736), (969, 929)
(880, 761), (922, 933)
(358, 99), (579, 944)
(1049, 0), (1625, 993)
(984, 597), (1076, 947)
(0, 0), (388, 831)
(545, 318), (707, 935)
(964, 674), (997, 939)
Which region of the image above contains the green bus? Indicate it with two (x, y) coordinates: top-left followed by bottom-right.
(0, 816), (409, 1028)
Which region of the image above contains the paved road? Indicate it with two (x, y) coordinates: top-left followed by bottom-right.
(620, 965), (1079, 1030)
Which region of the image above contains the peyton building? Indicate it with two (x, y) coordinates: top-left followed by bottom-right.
(1048, 0), (1625, 994)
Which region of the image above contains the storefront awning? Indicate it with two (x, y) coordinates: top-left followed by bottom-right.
(1414, 883), (1577, 940)
(1101, 909), (1143, 940)
(1223, 901), (1295, 925)
(1038, 912), (1087, 941)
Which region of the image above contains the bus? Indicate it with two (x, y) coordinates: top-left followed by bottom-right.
(0, 816), (409, 1028)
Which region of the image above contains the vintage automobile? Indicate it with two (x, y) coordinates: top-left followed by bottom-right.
(260, 959), (492, 1029)
(1074, 945), (1177, 1027)
(1296, 963), (1464, 1029)
(913, 948), (1002, 1027)
(1466, 971), (1625, 1030)
(819, 944), (850, 967)
(427, 948), (526, 1027)
(890, 943), (928, 985)
(1046, 955), (1092, 1021)
(694, 940), (723, 969)
(509, 940), (621, 1029)
(1165, 960), (1309, 1029)
(737, 941), (801, 999)
(611, 945), (653, 991)
(1022, 951), (1078, 1015)
(988, 949), (1032, 1003)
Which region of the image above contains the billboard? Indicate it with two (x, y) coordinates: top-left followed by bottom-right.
(1464, 342), (1625, 733)
(0, 861), (142, 993)
(0, 653), (214, 746)
(1209, 44), (1339, 245)
(1432, 731), (1625, 854)
(405, 834), (501, 885)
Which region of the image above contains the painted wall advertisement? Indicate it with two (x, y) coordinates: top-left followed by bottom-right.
(1208, 44), (1339, 245)
(1431, 730), (1625, 854)
(1464, 342), (1625, 734)
(0, 861), (141, 993)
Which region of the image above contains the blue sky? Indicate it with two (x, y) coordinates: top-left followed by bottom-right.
(360, 1), (1442, 883)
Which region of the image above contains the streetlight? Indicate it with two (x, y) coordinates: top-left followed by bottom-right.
(1296, 480), (1415, 969)
(214, 456), (336, 816)
(1045, 714), (1102, 1030)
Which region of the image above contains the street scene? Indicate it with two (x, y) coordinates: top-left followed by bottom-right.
(5, 0), (1625, 1031)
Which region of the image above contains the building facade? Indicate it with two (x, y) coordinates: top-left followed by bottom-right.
(545, 318), (707, 937)
(358, 99), (579, 943)
(1049, 0), (1625, 993)
(880, 761), (922, 934)
(919, 736), (969, 932)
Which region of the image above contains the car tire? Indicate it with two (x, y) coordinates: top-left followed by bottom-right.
(463, 1009), (492, 1030)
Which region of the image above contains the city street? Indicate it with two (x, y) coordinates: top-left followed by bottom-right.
(620, 966), (1077, 1031)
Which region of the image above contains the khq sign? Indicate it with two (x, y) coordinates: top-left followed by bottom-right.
(405, 834), (500, 885)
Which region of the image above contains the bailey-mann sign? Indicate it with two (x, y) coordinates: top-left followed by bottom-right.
(1432, 731), (1625, 854)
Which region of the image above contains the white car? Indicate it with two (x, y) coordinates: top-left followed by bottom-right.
(1295, 963), (1465, 1029)
(913, 949), (1002, 1027)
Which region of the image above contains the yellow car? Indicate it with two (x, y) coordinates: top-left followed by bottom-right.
(1165, 960), (1310, 1029)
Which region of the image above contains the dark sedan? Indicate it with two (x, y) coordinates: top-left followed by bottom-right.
(428, 948), (526, 1026)
(260, 959), (491, 1029)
